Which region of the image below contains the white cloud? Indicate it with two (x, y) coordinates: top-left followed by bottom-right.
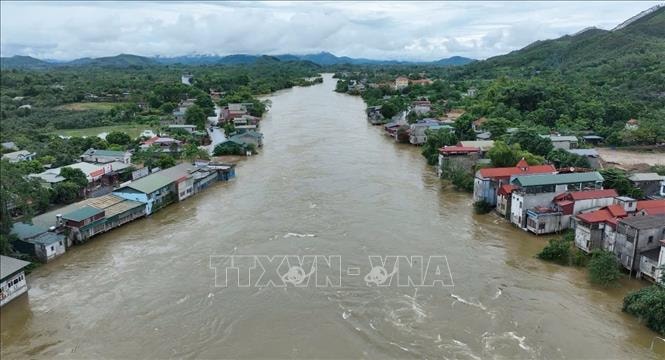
(0, 1), (659, 60)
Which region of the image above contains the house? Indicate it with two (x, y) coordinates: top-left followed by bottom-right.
(526, 189), (618, 235)
(496, 184), (517, 218)
(629, 173), (665, 198)
(367, 106), (384, 125)
(0, 255), (30, 307)
(168, 124), (198, 134)
(625, 118), (639, 130)
(29, 162), (116, 189)
(476, 132), (492, 140)
(113, 172), (175, 215)
(636, 199), (665, 216)
(172, 107), (187, 123)
(613, 215), (665, 275)
(458, 140), (494, 153)
(384, 121), (402, 137)
(394, 77), (409, 90)
(220, 103), (248, 122)
(80, 148), (132, 164)
(1, 142), (17, 151)
(230, 131), (263, 148)
(410, 78), (433, 86)
(1, 150), (35, 163)
(473, 159), (556, 206)
(466, 88), (477, 97)
(232, 115), (260, 127)
(438, 146), (481, 176)
(565, 149), (600, 169)
(573, 204), (628, 253)
(409, 120), (445, 145)
(581, 135), (603, 145)
(540, 135), (578, 150)
(181, 74), (193, 85)
(141, 136), (182, 152)
(59, 195), (146, 243)
(411, 100), (431, 114)
(10, 222), (66, 262)
(510, 172), (604, 230)
(638, 240), (664, 283)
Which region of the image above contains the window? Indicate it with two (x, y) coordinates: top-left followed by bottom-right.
(59, 241), (63, 246)
(648, 236), (653, 244)
(538, 223), (545, 230)
(51, 246), (55, 251)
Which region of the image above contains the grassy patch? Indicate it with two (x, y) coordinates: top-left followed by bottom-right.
(53, 124), (155, 138)
(56, 102), (125, 111)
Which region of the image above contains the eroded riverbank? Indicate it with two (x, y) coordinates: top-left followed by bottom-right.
(1, 74), (662, 359)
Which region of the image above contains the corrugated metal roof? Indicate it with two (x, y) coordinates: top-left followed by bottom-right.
(124, 173), (173, 194)
(629, 173), (665, 182)
(0, 255), (30, 280)
(63, 205), (103, 222)
(619, 214), (665, 230)
(512, 172), (604, 187)
(11, 222), (48, 240)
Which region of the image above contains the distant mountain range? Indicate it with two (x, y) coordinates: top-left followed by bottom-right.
(0, 51), (475, 69)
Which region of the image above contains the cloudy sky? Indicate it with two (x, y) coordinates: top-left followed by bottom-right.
(1, 1), (660, 61)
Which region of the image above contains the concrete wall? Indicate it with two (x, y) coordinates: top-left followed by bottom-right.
(0, 271), (27, 307)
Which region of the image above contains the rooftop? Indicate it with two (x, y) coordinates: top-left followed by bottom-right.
(576, 205), (627, 224)
(619, 214), (665, 230)
(629, 173), (665, 182)
(477, 161), (555, 179)
(439, 145), (480, 154)
(540, 135), (578, 142)
(512, 171), (603, 187)
(82, 148), (128, 158)
(565, 149), (599, 157)
(122, 173), (173, 194)
(11, 222), (48, 240)
(62, 205), (104, 222)
(556, 189), (618, 201)
(0, 255), (30, 280)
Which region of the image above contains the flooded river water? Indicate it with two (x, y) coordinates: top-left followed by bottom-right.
(1, 74), (663, 359)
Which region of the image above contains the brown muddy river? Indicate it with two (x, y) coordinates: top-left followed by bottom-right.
(1, 74), (663, 359)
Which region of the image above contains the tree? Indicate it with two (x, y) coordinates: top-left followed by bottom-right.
(185, 104), (207, 130)
(600, 168), (644, 198)
(546, 149), (590, 168)
(52, 181), (81, 204)
(484, 117), (512, 139)
(454, 113), (476, 141)
(508, 129), (553, 156)
(623, 285), (665, 335)
(182, 143), (209, 162)
(60, 167), (88, 188)
(421, 128), (458, 165)
(213, 142), (246, 156)
(588, 250), (621, 286)
(487, 141), (521, 167)
(106, 131), (132, 146)
(157, 154), (176, 169)
(380, 102), (398, 119)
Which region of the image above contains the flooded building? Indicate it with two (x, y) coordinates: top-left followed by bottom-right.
(0, 255), (30, 307)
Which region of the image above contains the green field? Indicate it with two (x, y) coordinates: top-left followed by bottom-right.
(57, 102), (126, 111)
(53, 124), (155, 138)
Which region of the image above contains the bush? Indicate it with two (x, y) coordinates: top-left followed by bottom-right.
(588, 250), (621, 286)
(473, 200), (494, 214)
(537, 238), (571, 264)
(623, 285), (665, 335)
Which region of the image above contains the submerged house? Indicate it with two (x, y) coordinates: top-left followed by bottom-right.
(629, 173), (665, 198)
(613, 215), (665, 275)
(573, 204), (628, 254)
(509, 172), (604, 230)
(80, 148), (132, 164)
(113, 172), (175, 215)
(525, 189), (620, 235)
(1, 255), (31, 307)
(473, 159), (556, 206)
(60, 195), (146, 243)
(10, 222), (66, 262)
(437, 146), (481, 177)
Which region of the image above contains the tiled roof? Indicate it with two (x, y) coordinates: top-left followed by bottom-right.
(629, 173), (665, 182)
(619, 214), (665, 230)
(637, 199), (665, 211)
(576, 205), (627, 224)
(557, 189), (618, 201)
(478, 164), (555, 179)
